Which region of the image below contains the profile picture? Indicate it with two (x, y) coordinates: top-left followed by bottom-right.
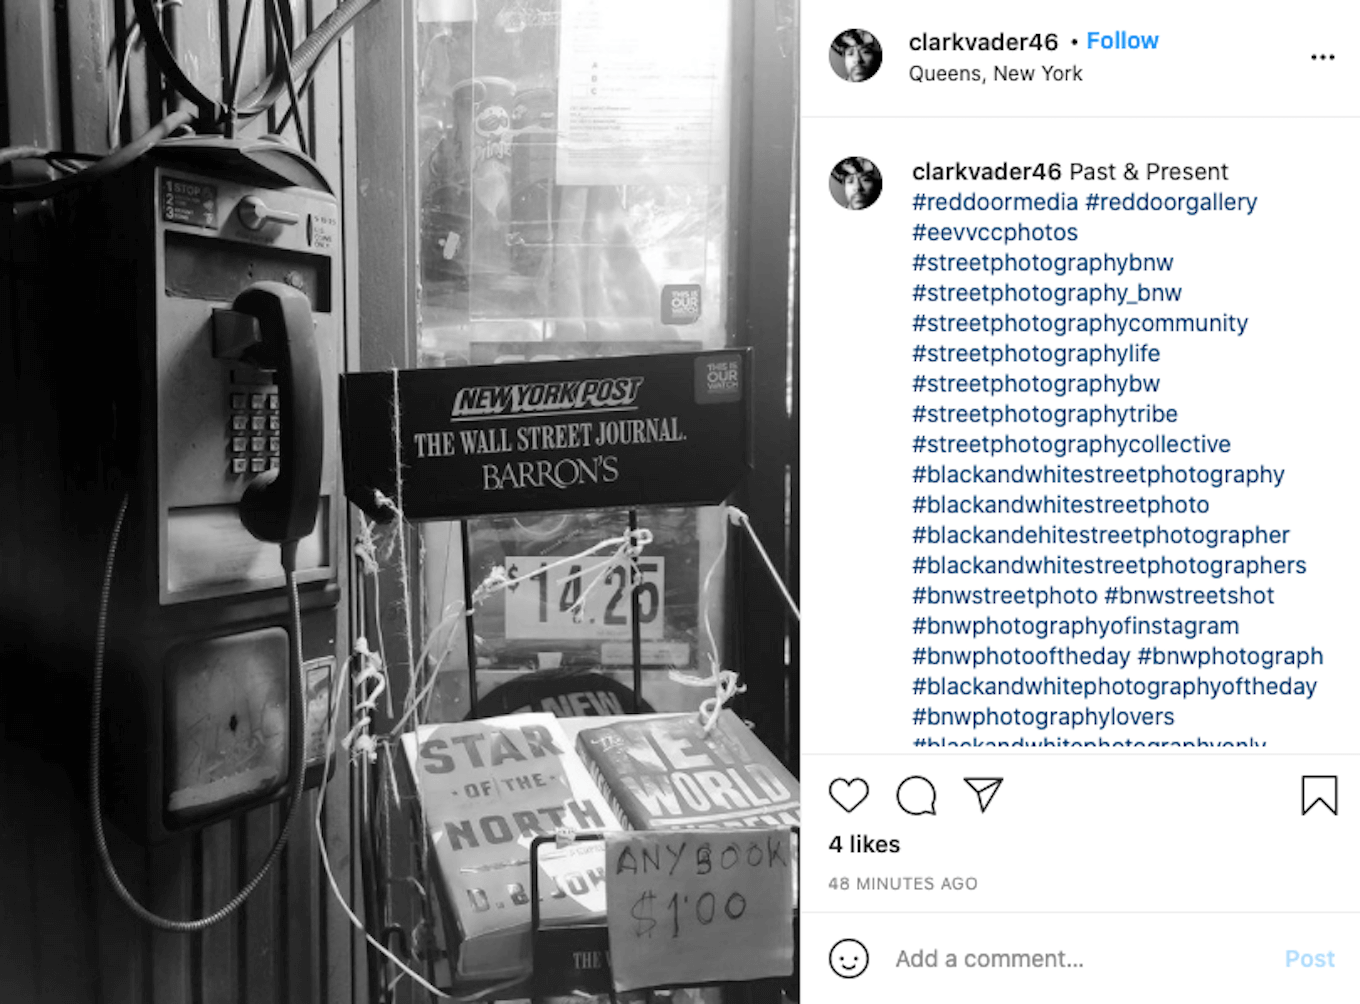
(829, 29), (882, 82)
(829, 157), (882, 211)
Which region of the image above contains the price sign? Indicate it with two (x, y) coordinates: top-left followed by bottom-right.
(605, 829), (795, 992)
(504, 555), (665, 640)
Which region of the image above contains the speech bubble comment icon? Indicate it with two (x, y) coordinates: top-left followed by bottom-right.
(897, 776), (937, 815)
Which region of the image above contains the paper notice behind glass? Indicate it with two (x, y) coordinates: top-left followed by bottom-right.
(556, 0), (731, 187)
(605, 828), (795, 992)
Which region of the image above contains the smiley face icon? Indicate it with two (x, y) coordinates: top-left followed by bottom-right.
(830, 938), (870, 978)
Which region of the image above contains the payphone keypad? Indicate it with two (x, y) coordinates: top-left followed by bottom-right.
(227, 385), (281, 477)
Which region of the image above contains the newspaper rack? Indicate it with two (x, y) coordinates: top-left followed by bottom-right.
(527, 829), (799, 1002)
(345, 351), (778, 1000)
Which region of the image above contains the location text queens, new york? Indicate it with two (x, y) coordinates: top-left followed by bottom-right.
(410, 376), (687, 491)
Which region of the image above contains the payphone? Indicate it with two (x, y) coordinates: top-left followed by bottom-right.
(62, 136), (343, 848)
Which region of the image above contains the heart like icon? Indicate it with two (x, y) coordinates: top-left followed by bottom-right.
(829, 778), (870, 813)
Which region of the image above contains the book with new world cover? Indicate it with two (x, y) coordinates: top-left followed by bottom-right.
(401, 714), (620, 985)
(574, 710), (800, 829)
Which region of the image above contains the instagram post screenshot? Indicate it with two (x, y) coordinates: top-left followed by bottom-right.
(1, 1), (1354, 1003)
(6, 2), (800, 1004)
(803, 2), (1358, 1002)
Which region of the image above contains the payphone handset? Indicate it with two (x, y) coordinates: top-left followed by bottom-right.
(223, 282), (323, 545)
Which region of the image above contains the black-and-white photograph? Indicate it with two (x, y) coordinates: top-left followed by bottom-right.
(829, 155), (883, 210)
(0, 2), (800, 1003)
(828, 28), (882, 83)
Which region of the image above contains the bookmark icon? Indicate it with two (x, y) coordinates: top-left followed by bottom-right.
(1301, 776), (1338, 816)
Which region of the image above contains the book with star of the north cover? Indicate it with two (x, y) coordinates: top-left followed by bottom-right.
(401, 714), (620, 986)
(574, 710), (800, 830)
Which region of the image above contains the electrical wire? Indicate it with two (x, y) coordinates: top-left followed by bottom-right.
(235, 0), (380, 124)
(0, 146), (59, 168)
(136, 0), (378, 127)
(132, 0), (278, 125)
(225, 0), (259, 134)
(108, 22), (142, 149)
(276, 62), (322, 137)
(0, 108), (193, 203)
(90, 495), (309, 931)
(264, 0), (309, 157)
(0, 0), (383, 203)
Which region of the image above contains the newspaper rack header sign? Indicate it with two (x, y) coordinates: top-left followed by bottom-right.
(340, 349), (751, 521)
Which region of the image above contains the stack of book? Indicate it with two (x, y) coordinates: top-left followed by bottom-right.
(403, 710), (799, 989)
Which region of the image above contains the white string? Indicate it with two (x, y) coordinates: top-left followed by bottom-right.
(341, 639), (385, 762)
(381, 374), (456, 998)
(353, 518), (395, 717)
(728, 505), (800, 621)
(561, 532), (646, 623)
(346, 399), (446, 994)
(389, 603), (464, 737)
(419, 605), (463, 725)
(670, 506), (745, 734)
(313, 646), (449, 998)
(697, 672), (744, 733)
(388, 369), (420, 718)
(485, 528), (653, 599)
(669, 506), (799, 731)
(386, 527), (655, 737)
(696, 510), (730, 684)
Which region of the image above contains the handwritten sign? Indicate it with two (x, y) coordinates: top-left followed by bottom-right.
(604, 828), (794, 992)
(339, 349), (751, 521)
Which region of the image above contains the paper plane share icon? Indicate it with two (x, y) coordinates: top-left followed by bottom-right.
(964, 778), (1003, 813)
